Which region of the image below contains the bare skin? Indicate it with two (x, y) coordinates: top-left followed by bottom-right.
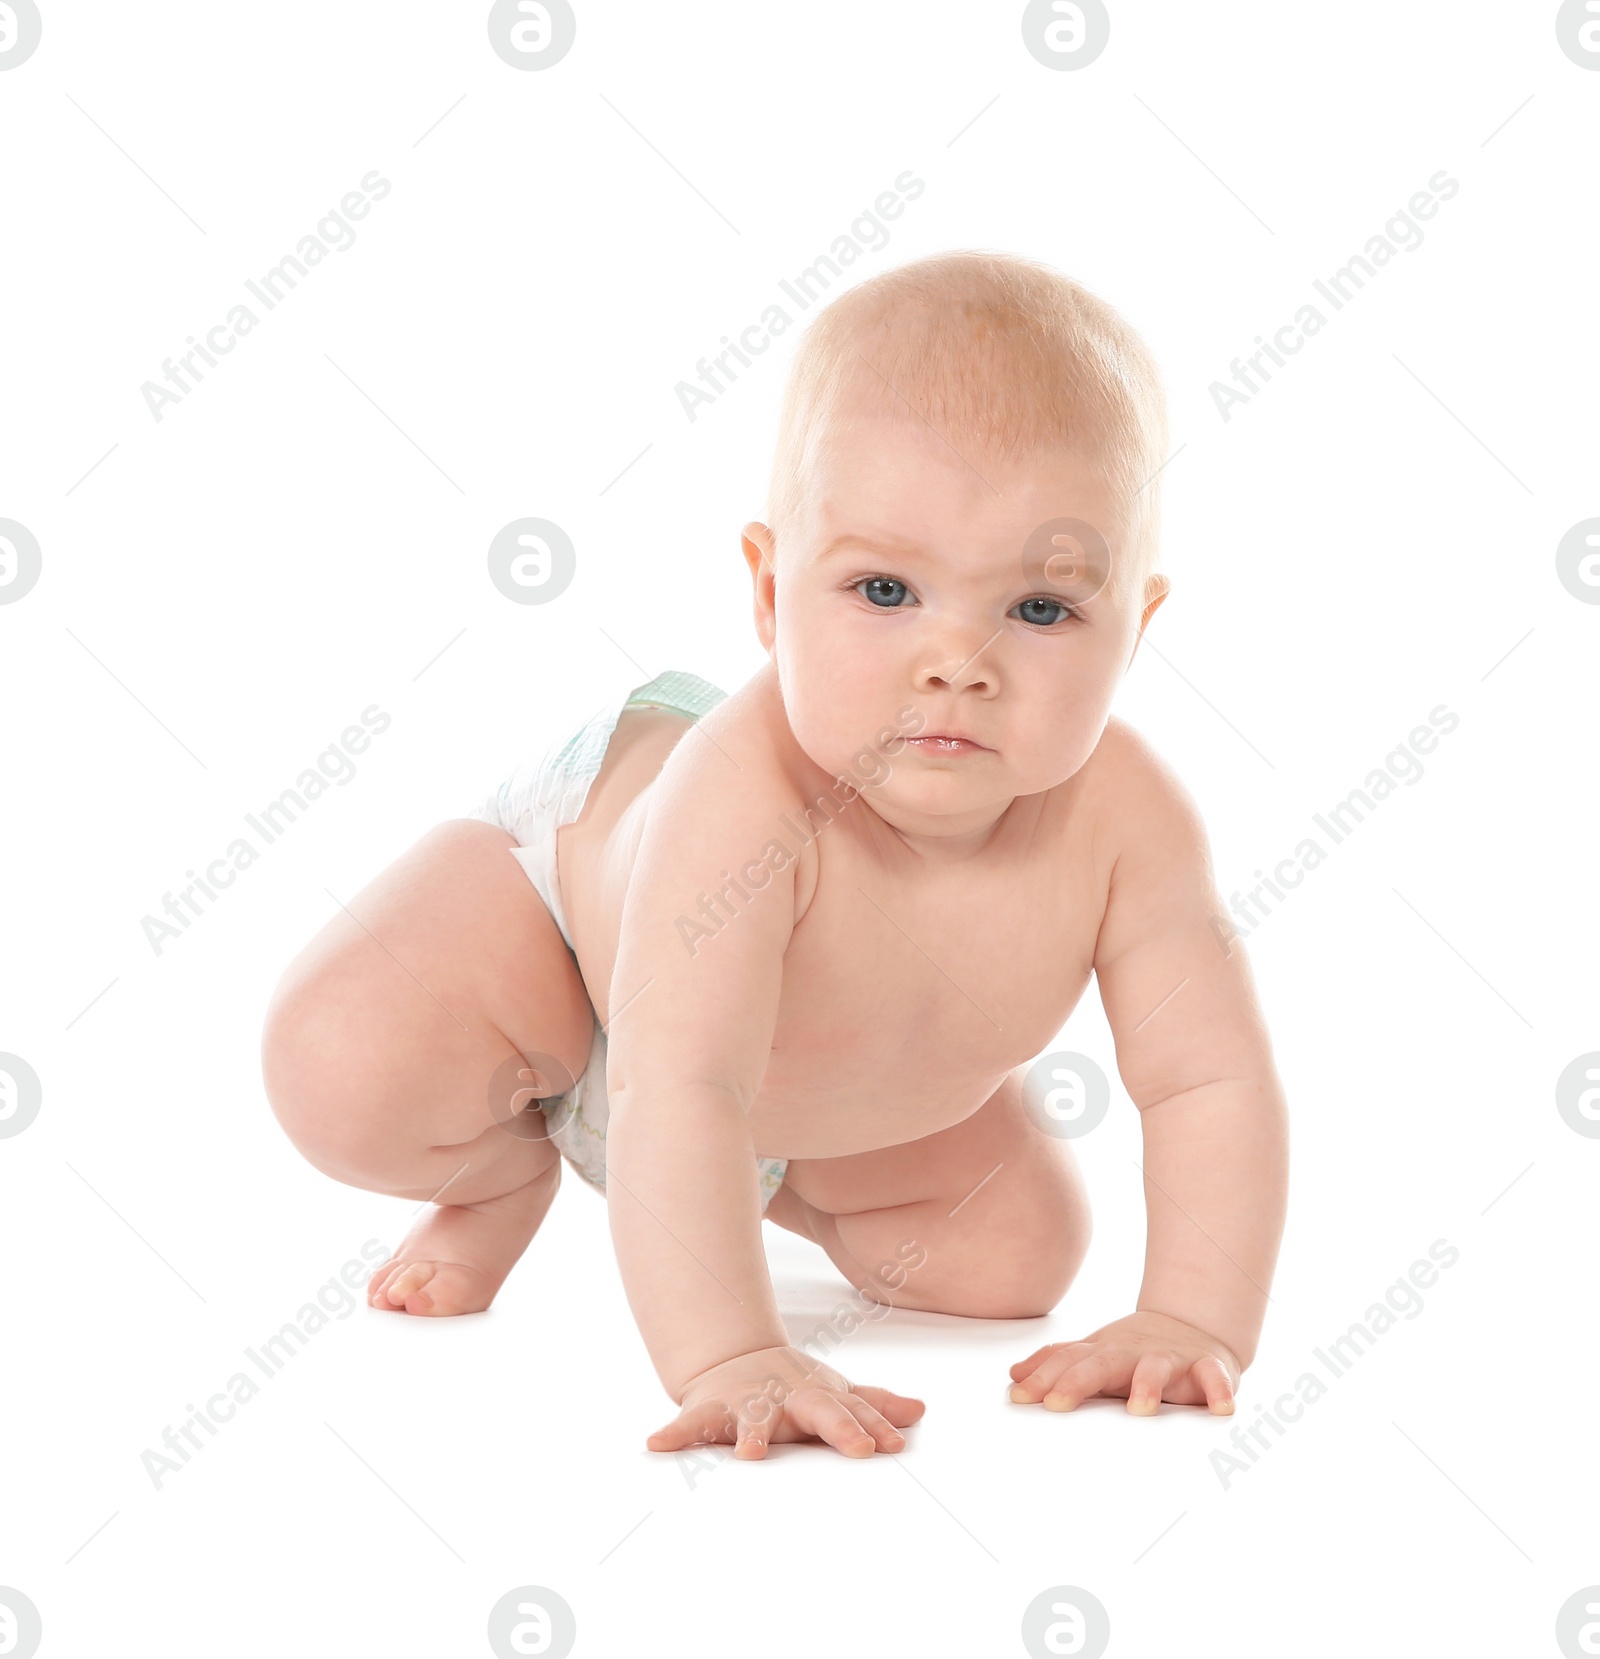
(261, 815), (591, 1318)
(262, 408), (1289, 1460)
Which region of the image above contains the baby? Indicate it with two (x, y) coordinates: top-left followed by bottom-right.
(261, 249), (1289, 1459)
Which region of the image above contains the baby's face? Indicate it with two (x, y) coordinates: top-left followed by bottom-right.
(744, 409), (1165, 843)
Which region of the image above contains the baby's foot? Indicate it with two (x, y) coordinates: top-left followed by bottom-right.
(368, 1163), (560, 1316)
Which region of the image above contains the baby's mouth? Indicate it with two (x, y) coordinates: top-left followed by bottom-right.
(905, 735), (988, 755)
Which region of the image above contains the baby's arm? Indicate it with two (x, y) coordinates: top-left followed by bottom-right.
(1010, 732), (1289, 1414)
(603, 719), (922, 1458)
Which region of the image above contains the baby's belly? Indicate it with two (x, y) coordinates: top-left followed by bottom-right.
(745, 1061), (1008, 1161)
(743, 975), (1085, 1161)
(743, 880), (1094, 1160)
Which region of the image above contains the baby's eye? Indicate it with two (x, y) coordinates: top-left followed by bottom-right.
(1013, 596), (1078, 628)
(855, 576), (915, 609)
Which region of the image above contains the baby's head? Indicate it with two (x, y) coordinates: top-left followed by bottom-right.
(741, 248), (1171, 842)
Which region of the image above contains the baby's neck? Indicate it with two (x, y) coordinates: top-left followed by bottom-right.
(867, 794), (1021, 864)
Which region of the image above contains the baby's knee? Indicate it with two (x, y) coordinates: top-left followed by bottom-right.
(261, 970), (396, 1182)
(954, 1239), (1089, 1319)
(925, 1197), (1091, 1320)
(844, 1230), (1087, 1321)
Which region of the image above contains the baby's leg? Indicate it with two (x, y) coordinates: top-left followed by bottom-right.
(767, 1069), (1090, 1319)
(261, 819), (596, 1315)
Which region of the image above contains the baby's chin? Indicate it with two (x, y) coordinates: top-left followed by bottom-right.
(847, 766), (1013, 815)
(870, 748), (1095, 810)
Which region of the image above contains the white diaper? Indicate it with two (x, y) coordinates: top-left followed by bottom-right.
(465, 669), (789, 1213)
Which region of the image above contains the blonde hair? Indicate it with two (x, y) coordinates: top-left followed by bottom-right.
(763, 249), (1169, 593)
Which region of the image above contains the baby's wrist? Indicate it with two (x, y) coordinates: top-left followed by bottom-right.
(1134, 1303), (1253, 1372)
(672, 1340), (814, 1406)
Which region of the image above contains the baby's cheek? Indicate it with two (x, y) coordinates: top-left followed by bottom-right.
(852, 748), (889, 787)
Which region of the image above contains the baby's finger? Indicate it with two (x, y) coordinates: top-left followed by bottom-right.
(842, 1393), (910, 1452)
(1008, 1343), (1063, 1381)
(645, 1401), (733, 1453)
(1126, 1353), (1175, 1416)
(785, 1390), (879, 1458)
(1041, 1349), (1128, 1412)
(1190, 1353), (1236, 1415)
(1009, 1346), (1087, 1404)
(1008, 1340), (1096, 1383)
(850, 1384), (928, 1429)
(733, 1403), (775, 1461)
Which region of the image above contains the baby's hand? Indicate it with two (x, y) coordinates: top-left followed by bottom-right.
(647, 1345), (925, 1460)
(1007, 1311), (1239, 1415)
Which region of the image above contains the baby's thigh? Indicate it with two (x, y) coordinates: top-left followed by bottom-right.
(778, 1071), (1091, 1319)
(262, 818), (594, 1197)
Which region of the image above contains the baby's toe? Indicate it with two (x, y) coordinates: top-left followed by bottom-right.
(367, 1259), (400, 1308)
(384, 1262), (438, 1312)
(368, 1260), (426, 1311)
(407, 1262), (497, 1315)
(368, 1260), (492, 1316)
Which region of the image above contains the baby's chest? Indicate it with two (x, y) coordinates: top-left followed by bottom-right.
(778, 850), (1103, 1076)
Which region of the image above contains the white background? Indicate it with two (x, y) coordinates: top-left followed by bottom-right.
(2, 2), (1596, 1655)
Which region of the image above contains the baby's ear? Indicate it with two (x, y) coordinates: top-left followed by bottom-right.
(740, 520), (775, 572)
(1140, 571), (1171, 631)
(741, 522), (779, 652)
(1126, 572), (1170, 671)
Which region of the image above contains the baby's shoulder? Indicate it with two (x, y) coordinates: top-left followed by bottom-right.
(1077, 715), (1211, 864)
(646, 664), (826, 920)
(647, 664), (835, 861)
(657, 662), (813, 801)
